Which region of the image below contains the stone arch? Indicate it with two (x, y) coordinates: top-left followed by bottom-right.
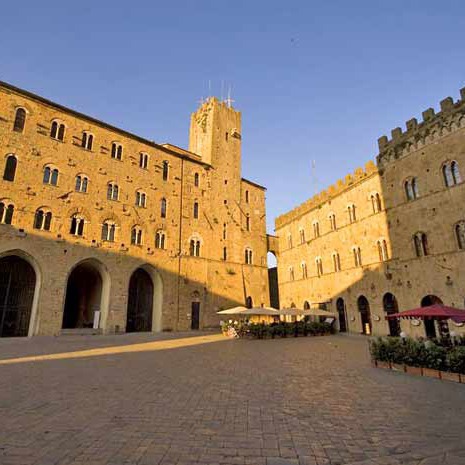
(62, 258), (111, 331)
(127, 263), (163, 332)
(0, 249), (42, 337)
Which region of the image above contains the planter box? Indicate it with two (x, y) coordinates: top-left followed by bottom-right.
(391, 363), (405, 373)
(422, 368), (440, 379)
(440, 371), (462, 383)
(376, 360), (391, 370)
(405, 365), (423, 376)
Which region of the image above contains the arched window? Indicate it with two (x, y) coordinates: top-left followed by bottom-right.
(329, 213), (336, 231)
(413, 232), (428, 257)
(245, 190), (249, 203)
(353, 246), (362, 267)
(135, 191), (146, 207)
(455, 221), (465, 249)
(189, 237), (201, 257)
(287, 233), (292, 249)
(33, 208), (52, 231)
(404, 177), (419, 201)
(301, 262), (307, 279)
(299, 228), (305, 244)
(332, 252), (341, 272)
(443, 161), (461, 187)
(13, 108), (26, 133)
(223, 247), (227, 261)
(75, 175), (89, 193)
(111, 143), (123, 160)
(371, 193), (382, 213)
(139, 152), (149, 169)
(43, 166), (59, 186)
(107, 182), (119, 201)
(155, 230), (166, 249)
(50, 121), (65, 141)
(131, 226), (143, 245)
(303, 301), (310, 310)
(193, 202), (199, 219)
(377, 239), (389, 262)
(245, 296), (253, 309)
(315, 257), (323, 277)
(194, 172), (199, 187)
(348, 204), (356, 223)
(289, 266), (295, 281)
(245, 248), (253, 265)
(162, 160), (169, 181)
(313, 221), (320, 238)
(81, 132), (94, 150)
(161, 198), (167, 218)
(3, 155), (17, 181)
(0, 202), (14, 224)
(70, 214), (85, 236)
(245, 214), (250, 231)
(101, 221), (116, 242)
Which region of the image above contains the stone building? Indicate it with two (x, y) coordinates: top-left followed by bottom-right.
(0, 81), (270, 337)
(275, 88), (465, 338)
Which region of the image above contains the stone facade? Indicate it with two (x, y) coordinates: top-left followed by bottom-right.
(0, 81), (269, 336)
(276, 88), (465, 338)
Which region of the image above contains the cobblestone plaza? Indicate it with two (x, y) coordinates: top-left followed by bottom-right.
(0, 333), (464, 465)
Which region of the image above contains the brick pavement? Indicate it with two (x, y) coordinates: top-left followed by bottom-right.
(0, 333), (464, 465)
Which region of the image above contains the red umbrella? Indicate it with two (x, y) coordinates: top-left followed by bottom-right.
(386, 304), (465, 323)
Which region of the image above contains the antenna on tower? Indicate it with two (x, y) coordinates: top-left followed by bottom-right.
(225, 85), (235, 108)
(311, 159), (318, 195)
(208, 80), (212, 96)
(221, 80), (224, 101)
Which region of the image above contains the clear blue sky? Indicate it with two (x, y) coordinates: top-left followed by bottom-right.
(2, 1), (465, 235)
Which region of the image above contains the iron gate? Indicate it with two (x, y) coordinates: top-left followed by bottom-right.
(0, 257), (36, 337)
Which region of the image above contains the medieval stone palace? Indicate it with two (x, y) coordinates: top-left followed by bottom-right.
(0, 81), (269, 337)
(2, 80), (465, 339)
(276, 89), (465, 339)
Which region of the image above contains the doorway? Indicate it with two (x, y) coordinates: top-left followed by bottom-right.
(126, 268), (154, 332)
(191, 302), (200, 330)
(0, 256), (36, 337)
(421, 295), (443, 339)
(357, 295), (372, 335)
(336, 298), (347, 332)
(63, 261), (103, 329)
(383, 293), (400, 337)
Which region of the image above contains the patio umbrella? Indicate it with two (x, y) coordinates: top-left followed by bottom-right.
(216, 306), (247, 315)
(280, 308), (337, 318)
(240, 307), (281, 316)
(386, 304), (465, 323)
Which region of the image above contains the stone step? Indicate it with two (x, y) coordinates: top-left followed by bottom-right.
(59, 328), (103, 336)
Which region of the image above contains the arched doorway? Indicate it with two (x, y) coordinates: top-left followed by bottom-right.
(421, 295), (444, 339)
(63, 261), (103, 329)
(303, 301), (310, 310)
(336, 298), (347, 333)
(0, 256), (36, 337)
(357, 296), (371, 335)
(126, 268), (154, 332)
(383, 293), (400, 337)
(245, 296), (253, 309)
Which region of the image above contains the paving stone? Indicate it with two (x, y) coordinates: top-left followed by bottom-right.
(0, 333), (463, 465)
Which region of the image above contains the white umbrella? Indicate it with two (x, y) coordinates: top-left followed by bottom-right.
(216, 306), (247, 315)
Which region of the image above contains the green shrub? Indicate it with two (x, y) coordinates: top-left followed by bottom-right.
(447, 347), (465, 374)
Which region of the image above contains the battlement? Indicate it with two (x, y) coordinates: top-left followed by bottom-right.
(377, 87), (465, 165)
(275, 161), (377, 229)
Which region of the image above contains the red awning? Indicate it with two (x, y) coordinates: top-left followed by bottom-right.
(386, 304), (465, 323)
